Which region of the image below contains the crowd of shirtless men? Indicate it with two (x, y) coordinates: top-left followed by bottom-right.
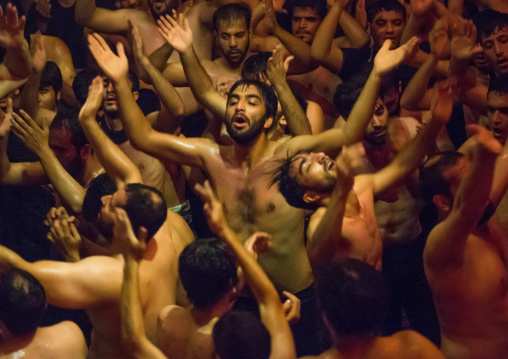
(0, 0), (507, 357)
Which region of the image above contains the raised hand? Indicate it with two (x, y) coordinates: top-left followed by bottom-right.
(0, 98), (12, 138)
(244, 232), (272, 261)
(334, 145), (356, 193)
(450, 20), (482, 61)
(129, 19), (150, 67)
(266, 45), (293, 86)
(157, 11), (193, 54)
(282, 291), (301, 325)
(113, 207), (148, 262)
(46, 207), (82, 262)
(374, 36), (419, 78)
(10, 109), (50, 156)
(430, 78), (455, 124)
(429, 18), (449, 58)
(194, 180), (228, 236)
(0, 3), (26, 50)
(467, 124), (502, 155)
(88, 33), (129, 84)
(262, 0), (278, 34)
(35, 0), (51, 19)
(355, 0), (367, 29)
(30, 31), (46, 73)
(79, 76), (104, 122)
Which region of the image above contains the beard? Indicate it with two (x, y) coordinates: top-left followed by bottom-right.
(225, 116), (266, 145)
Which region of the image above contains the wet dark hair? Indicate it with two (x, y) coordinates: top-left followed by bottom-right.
(333, 68), (371, 119)
(366, 0), (406, 23)
(488, 73), (508, 95)
(73, 68), (102, 106)
(49, 110), (88, 150)
(269, 154), (320, 211)
(285, 0), (327, 20)
(241, 52), (272, 81)
(82, 173), (117, 223)
(228, 80), (278, 121)
(315, 259), (389, 337)
(213, 3), (251, 31)
(213, 311), (271, 359)
(0, 268), (46, 336)
(178, 238), (238, 310)
(40, 61), (62, 94)
(474, 9), (508, 40)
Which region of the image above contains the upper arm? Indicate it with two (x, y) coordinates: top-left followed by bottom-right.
(78, 7), (135, 34)
(162, 63), (188, 87)
(306, 101), (324, 134)
(280, 128), (345, 157)
(318, 46), (345, 74)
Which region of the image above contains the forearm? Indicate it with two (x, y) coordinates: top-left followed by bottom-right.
(406, 50), (449, 78)
(19, 68), (43, 122)
(338, 11), (369, 48)
(138, 43), (174, 83)
(272, 80), (311, 136)
(3, 40), (32, 79)
(74, 0), (96, 26)
(311, 3), (343, 61)
(490, 146), (508, 207)
(273, 27), (314, 67)
(39, 147), (85, 212)
(400, 54), (438, 110)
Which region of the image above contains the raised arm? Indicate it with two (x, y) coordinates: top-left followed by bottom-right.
(10, 109), (86, 212)
(75, 0), (133, 34)
(158, 13), (227, 119)
(79, 76), (142, 188)
(266, 46), (311, 136)
(338, 7), (369, 48)
(116, 209), (168, 359)
(88, 33), (212, 169)
(195, 181), (297, 359)
(425, 126), (500, 270)
(370, 79), (453, 195)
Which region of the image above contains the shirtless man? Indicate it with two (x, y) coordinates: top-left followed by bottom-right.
(302, 259), (445, 359)
(88, 19), (416, 354)
(0, 268), (88, 359)
(271, 78), (452, 270)
(419, 128), (508, 358)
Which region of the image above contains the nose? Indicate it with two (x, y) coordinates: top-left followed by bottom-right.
(107, 82), (115, 92)
(494, 41), (504, 56)
(371, 116), (385, 128)
(234, 98), (246, 112)
(299, 19), (307, 28)
(229, 36), (238, 48)
(492, 110), (502, 125)
(386, 22), (394, 33)
(312, 152), (326, 163)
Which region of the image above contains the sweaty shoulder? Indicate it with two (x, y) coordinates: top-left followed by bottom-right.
(40, 321), (88, 358)
(393, 330), (445, 359)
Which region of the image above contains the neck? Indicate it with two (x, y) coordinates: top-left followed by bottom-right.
(105, 114), (124, 131)
(233, 132), (269, 167)
(333, 334), (377, 357)
(191, 302), (229, 327)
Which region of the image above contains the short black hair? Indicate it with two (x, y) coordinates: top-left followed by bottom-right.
(82, 173), (117, 223)
(474, 9), (508, 40)
(366, 0), (406, 23)
(269, 155), (320, 211)
(333, 68), (371, 119)
(178, 238), (238, 310)
(49, 110), (88, 150)
(0, 268), (46, 336)
(285, 0), (327, 20)
(419, 151), (463, 208)
(488, 73), (508, 95)
(213, 311), (271, 359)
(315, 259), (389, 337)
(128, 72), (140, 93)
(73, 68), (102, 106)
(123, 183), (167, 239)
(241, 52), (272, 81)
(213, 3), (251, 31)
(40, 61), (63, 94)
(228, 80), (278, 121)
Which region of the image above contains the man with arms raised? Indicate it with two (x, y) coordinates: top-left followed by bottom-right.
(88, 12), (417, 353)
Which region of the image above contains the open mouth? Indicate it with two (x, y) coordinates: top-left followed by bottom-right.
(493, 128), (505, 138)
(324, 159), (335, 171)
(497, 58), (508, 67)
(232, 114), (249, 129)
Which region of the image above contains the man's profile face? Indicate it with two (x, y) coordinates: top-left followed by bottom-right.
(291, 7), (321, 44)
(487, 91), (508, 145)
(291, 152), (337, 192)
(365, 99), (388, 145)
(369, 10), (405, 49)
(97, 189), (128, 239)
(48, 128), (81, 173)
(216, 19), (250, 67)
(225, 84), (269, 144)
(481, 26), (508, 75)
(38, 86), (58, 111)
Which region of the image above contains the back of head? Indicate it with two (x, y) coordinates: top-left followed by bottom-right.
(123, 183), (167, 239)
(474, 9), (508, 40)
(0, 268), (46, 336)
(488, 73), (508, 95)
(333, 68), (371, 119)
(213, 3), (251, 31)
(241, 52), (272, 81)
(315, 259), (389, 337)
(73, 68), (102, 106)
(178, 238), (238, 310)
(40, 61), (63, 94)
(285, 0), (327, 20)
(366, 0), (406, 23)
(49, 109), (88, 151)
(82, 173), (117, 223)
(213, 310), (271, 359)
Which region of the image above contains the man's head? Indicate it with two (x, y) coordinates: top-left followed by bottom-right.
(73, 68), (102, 106)
(148, 0), (178, 19)
(213, 311), (271, 359)
(213, 3), (251, 67)
(179, 238), (238, 310)
(315, 259), (389, 338)
(285, 0), (326, 44)
(115, 0), (144, 10)
(487, 74), (508, 145)
(0, 268), (46, 338)
(367, 0), (406, 49)
(225, 80), (277, 145)
(101, 73), (140, 116)
(39, 61), (62, 111)
(475, 10), (508, 75)
(270, 152), (337, 210)
(419, 151), (470, 219)
(49, 110), (91, 177)
(241, 52), (272, 83)
(95, 183), (167, 241)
